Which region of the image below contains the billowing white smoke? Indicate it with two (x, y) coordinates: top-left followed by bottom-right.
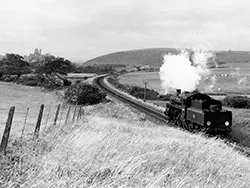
(238, 77), (247, 86)
(159, 48), (213, 94)
(209, 75), (217, 91)
(232, 67), (247, 86)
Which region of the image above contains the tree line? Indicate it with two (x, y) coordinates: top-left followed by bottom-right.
(0, 53), (115, 79)
(0, 53), (73, 78)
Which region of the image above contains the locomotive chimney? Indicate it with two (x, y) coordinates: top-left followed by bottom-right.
(176, 89), (181, 95)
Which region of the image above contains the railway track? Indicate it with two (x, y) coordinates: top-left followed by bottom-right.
(93, 75), (250, 158)
(93, 75), (169, 123)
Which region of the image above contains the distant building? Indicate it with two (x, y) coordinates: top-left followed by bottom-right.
(23, 48), (43, 63)
(140, 65), (150, 71)
(34, 48), (42, 56)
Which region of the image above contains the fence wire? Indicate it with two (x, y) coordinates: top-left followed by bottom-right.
(0, 104), (84, 140)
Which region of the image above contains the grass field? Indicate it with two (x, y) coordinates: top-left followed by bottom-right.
(0, 82), (62, 139)
(1, 101), (250, 187)
(118, 61), (250, 94)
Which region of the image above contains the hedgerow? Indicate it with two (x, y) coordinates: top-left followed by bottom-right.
(222, 95), (250, 109)
(107, 76), (159, 100)
(64, 83), (106, 105)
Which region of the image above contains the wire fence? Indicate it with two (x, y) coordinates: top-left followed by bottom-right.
(0, 103), (84, 154)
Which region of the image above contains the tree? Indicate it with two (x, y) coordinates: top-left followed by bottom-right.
(0, 54), (31, 77)
(35, 55), (73, 75)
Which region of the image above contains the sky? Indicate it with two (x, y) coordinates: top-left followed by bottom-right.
(0, 0), (249, 61)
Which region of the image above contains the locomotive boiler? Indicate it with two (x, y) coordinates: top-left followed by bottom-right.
(164, 89), (232, 136)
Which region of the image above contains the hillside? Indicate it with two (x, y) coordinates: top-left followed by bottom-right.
(84, 48), (180, 67)
(2, 101), (250, 187)
(84, 48), (250, 67)
(216, 50), (250, 63)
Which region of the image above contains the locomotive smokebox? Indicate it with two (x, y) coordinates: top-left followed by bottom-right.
(176, 89), (181, 95)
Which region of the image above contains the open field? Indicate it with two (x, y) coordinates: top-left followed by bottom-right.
(0, 82), (62, 138)
(118, 61), (250, 94)
(1, 101), (250, 187)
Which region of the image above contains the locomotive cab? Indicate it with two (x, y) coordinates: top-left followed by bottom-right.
(185, 92), (232, 134)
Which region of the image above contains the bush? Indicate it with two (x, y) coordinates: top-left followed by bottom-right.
(64, 84), (107, 105)
(17, 74), (60, 89)
(129, 86), (159, 100)
(16, 73), (71, 90)
(222, 96), (250, 109)
(158, 94), (173, 101)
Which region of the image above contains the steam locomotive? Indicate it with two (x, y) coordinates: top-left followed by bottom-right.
(164, 89), (232, 136)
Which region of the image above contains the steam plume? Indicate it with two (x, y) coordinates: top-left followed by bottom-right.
(238, 77), (247, 86)
(159, 48), (213, 93)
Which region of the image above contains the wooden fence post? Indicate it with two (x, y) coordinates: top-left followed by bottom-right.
(58, 108), (64, 126)
(21, 107), (29, 138)
(0, 106), (15, 154)
(64, 106), (71, 125)
(34, 104), (44, 137)
(80, 106), (84, 119)
(72, 105), (77, 123)
(44, 106), (52, 131)
(54, 104), (61, 126)
(77, 106), (82, 122)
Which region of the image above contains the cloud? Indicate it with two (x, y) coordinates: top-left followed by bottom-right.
(0, 0), (250, 60)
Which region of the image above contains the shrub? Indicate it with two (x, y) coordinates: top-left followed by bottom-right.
(222, 96), (250, 109)
(17, 74), (60, 90)
(16, 73), (71, 90)
(107, 76), (159, 100)
(64, 84), (107, 105)
(158, 94), (173, 101)
(129, 86), (159, 100)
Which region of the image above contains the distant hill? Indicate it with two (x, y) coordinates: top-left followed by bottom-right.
(216, 50), (250, 63)
(84, 48), (180, 67)
(84, 48), (250, 68)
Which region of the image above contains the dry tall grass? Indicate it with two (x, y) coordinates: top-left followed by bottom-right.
(1, 101), (250, 188)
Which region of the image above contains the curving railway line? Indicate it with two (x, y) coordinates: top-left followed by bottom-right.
(93, 75), (169, 123)
(93, 75), (250, 157)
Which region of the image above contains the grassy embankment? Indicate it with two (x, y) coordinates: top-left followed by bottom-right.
(1, 101), (250, 187)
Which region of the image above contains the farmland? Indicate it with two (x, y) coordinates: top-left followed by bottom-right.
(0, 82), (62, 138)
(118, 61), (250, 94)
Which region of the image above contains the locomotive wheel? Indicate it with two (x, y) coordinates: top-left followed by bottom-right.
(182, 121), (189, 130)
(188, 122), (194, 132)
(176, 119), (183, 128)
(222, 130), (231, 138)
(194, 123), (200, 131)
